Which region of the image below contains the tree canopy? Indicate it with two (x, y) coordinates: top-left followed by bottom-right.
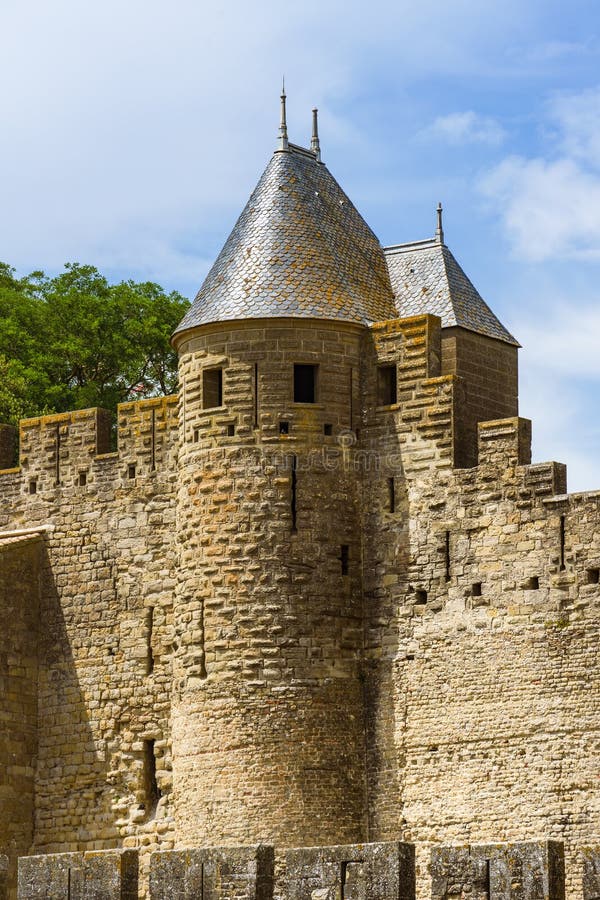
(0, 262), (190, 425)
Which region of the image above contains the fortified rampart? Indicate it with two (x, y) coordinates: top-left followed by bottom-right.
(0, 104), (598, 900)
(0, 398), (179, 892)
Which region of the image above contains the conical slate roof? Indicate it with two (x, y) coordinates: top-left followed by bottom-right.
(174, 144), (397, 336)
(384, 239), (519, 346)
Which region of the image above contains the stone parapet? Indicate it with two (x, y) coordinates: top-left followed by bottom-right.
(17, 849), (138, 899)
(285, 841), (415, 900)
(431, 842), (565, 900)
(149, 846), (274, 899)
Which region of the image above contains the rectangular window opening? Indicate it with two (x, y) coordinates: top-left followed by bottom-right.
(340, 544), (349, 576)
(377, 364), (397, 406)
(128, 463), (136, 480)
(146, 607), (155, 675)
(193, 428), (200, 443)
(525, 576), (540, 590)
(142, 739), (161, 817)
(324, 423), (333, 436)
(78, 471), (87, 487)
(388, 476), (395, 513)
(445, 531), (451, 583)
(415, 588), (427, 605)
(294, 364), (318, 403)
(291, 455), (297, 532)
(279, 420), (289, 435)
(227, 423), (235, 437)
(471, 582), (482, 597)
(203, 367), (223, 409)
(29, 479), (37, 495)
(587, 567), (600, 585)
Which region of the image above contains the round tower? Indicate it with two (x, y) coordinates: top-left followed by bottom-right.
(171, 97), (397, 848)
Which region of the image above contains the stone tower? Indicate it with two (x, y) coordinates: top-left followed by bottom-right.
(170, 94), (397, 848)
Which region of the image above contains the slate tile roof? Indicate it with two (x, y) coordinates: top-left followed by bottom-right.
(174, 144), (397, 335)
(384, 239), (519, 346)
(175, 143), (518, 348)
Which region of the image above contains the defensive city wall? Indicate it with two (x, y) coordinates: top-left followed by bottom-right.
(5, 837), (600, 898)
(0, 313), (598, 899)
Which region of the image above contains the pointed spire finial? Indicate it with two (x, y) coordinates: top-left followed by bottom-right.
(311, 108), (321, 162)
(435, 202), (444, 244)
(277, 78), (289, 152)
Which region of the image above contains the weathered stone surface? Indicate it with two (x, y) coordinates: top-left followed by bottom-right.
(0, 856), (8, 900)
(149, 846), (274, 899)
(430, 842), (565, 900)
(17, 849), (138, 899)
(581, 848), (600, 900)
(285, 841), (415, 900)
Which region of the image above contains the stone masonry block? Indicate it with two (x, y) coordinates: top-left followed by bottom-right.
(285, 841), (415, 900)
(149, 846), (274, 900)
(478, 418), (532, 469)
(431, 841), (565, 900)
(0, 856), (7, 900)
(18, 849), (138, 899)
(581, 847), (600, 900)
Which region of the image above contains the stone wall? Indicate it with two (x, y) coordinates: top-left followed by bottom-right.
(0, 538), (40, 893)
(18, 849), (138, 899)
(441, 327), (518, 468)
(172, 319), (368, 850)
(149, 846), (274, 899)
(363, 380), (600, 899)
(0, 398), (179, 896)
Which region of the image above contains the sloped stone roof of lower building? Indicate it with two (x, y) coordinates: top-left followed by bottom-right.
(384, 238), (519, 346)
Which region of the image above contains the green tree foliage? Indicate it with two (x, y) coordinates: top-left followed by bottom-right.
(0, 262), (189, 425)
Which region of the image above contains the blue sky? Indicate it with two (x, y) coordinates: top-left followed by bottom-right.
(2, 0), (600, 489)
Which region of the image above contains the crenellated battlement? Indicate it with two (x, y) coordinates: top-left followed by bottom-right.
(12, 837), (600, 899)
(0, 396), (178, 495)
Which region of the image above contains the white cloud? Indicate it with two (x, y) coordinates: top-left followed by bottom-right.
(517, 299), (600, 493)
(479, 85), (600, 261)
(549, 87), (600, 167)
(480, 156), (600, 261)
(0, 0), (543, 293)
(426, 111), (506, 146)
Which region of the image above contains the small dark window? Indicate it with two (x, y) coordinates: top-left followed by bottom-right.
(142, 739), (161, 816)
(29, 479), (37, 495)
(323, 423), (333, 436)
(291, 455), (297, 532)
(193, 428), (200, 443)
(388, 477), (395, 513)
(525, 576), (540, 590)
(146, 607), (155, 675)
(415, 589), (427, 604)
(294, 364), (318, 403)
(279, 421), (289, 435)
(340, 544), (349, 575)
(78, 472), (87, 487)
(203, 368), (223, 409)
(377, 364), (397, 406)
(587, 568), (600, 585)
(128, 464), (136, 480)
(471, 582), (482, 597)
(227, 423), (235, 436)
